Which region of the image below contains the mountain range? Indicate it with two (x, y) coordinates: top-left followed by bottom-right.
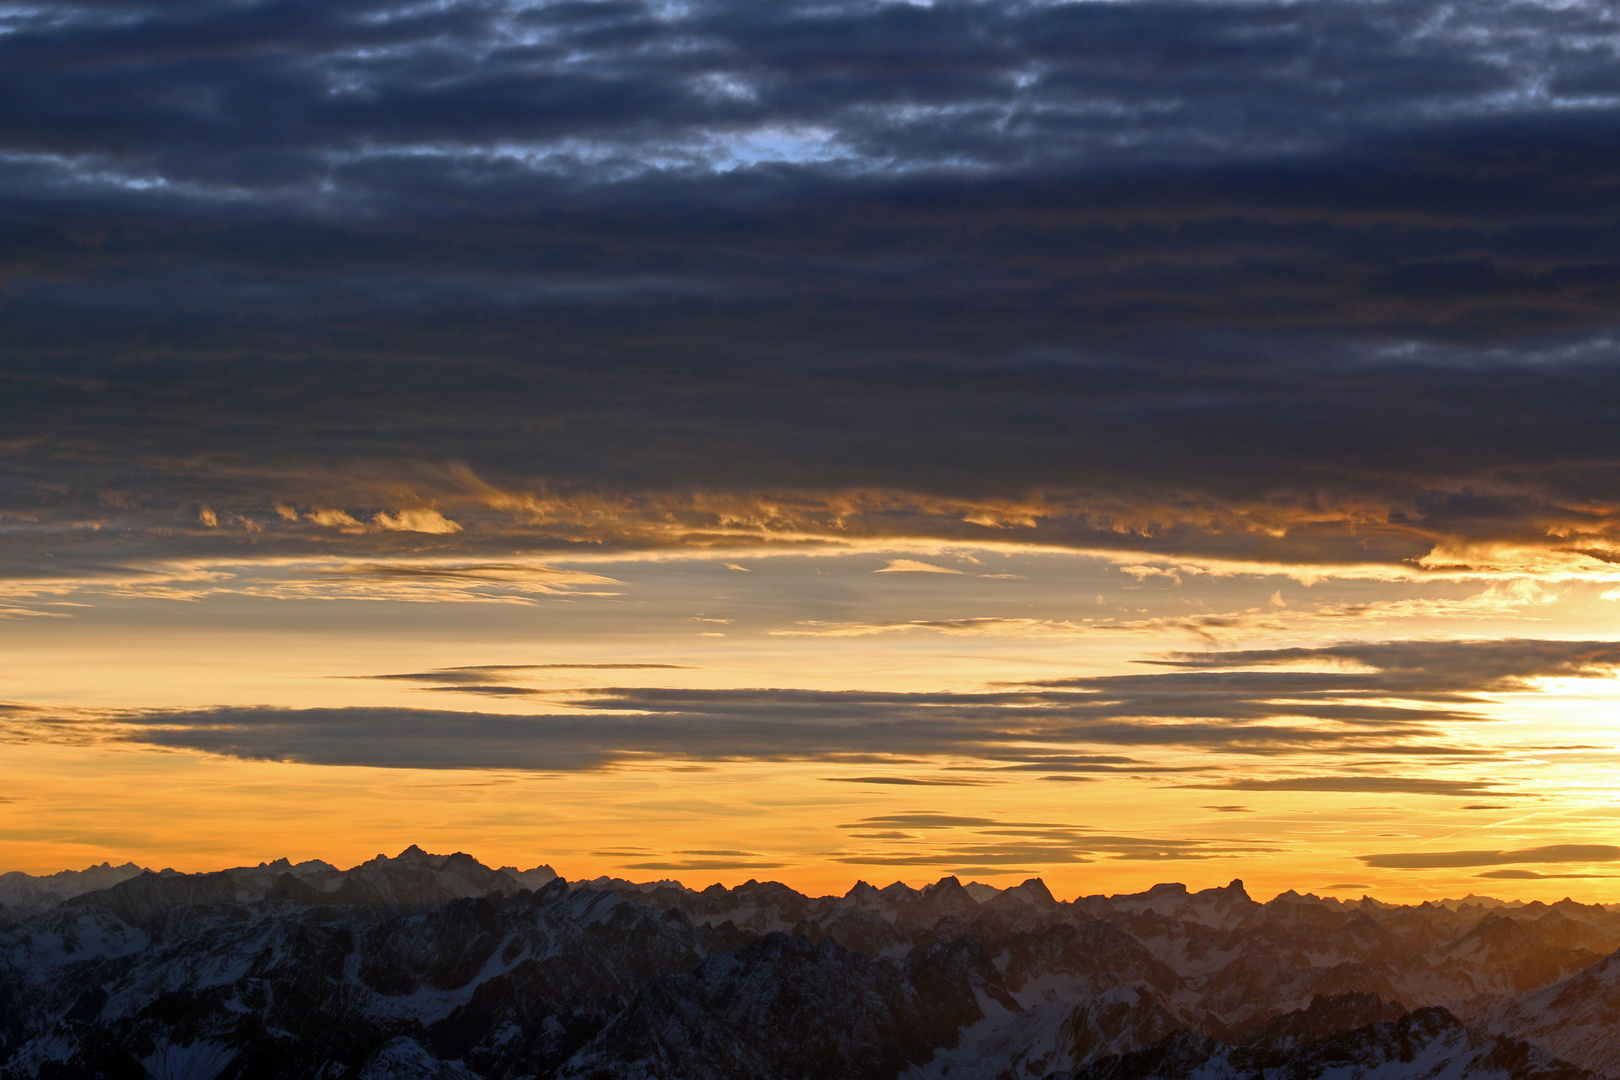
(3, 847), (1619, 1079)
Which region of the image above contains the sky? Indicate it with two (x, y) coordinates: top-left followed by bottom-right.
(4, 0), (1620, 901)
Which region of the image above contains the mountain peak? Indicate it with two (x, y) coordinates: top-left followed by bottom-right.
(8, 852), (1620, 1079)
(1004, 877), (1056, 904)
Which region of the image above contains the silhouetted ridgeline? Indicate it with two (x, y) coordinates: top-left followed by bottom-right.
(3, 847), (1620, 1079)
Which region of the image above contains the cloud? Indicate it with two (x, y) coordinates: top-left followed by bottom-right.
(832, 851), (1095, 867)
(0, 556), (634, 610)
(479, 664), (693, 671)
(821, 776), (986, 786)
(2, 2), (1620, 578)
(357, 661), (699, 698)
(994, 757), (1204, 774)
(0, 607), (71, 620)
(366, 671), (529, 685)
(769, 614), (1284, 640)
(874, 560), (965, 574)
(830, 811), (1262, 867)
(768, 586), (1564, 642)
(1475, 870), (1620, 880)
(1194, 777), (1516, 797)
(370, 509), (463, 535)
(1359, 845), (1620, 869)
(23, 637), (1611, 775)
(196, 559), (624, 605)
(358, 662), (695, 686)
(842, 815), (1003, 831)
(307, 508), (364, 529)
(1153, 640), (1620, 693)
(0, 0), (1575, 192)
(620, 860), (787, 872)
(772, 618), (1095, 638)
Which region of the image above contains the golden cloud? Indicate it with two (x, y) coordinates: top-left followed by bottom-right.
(370, 508), (463, 534)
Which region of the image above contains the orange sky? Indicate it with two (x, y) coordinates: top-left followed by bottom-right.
(6, 542), (1620, 903)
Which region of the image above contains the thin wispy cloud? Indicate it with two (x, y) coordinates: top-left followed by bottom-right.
(10, 639), (1609, 783)
(356, 663), (695, 683)
(830, 811), (1269, 867)
(352, 662), (698, 698)
(1194, 777), (1517, 797)
(1360, 845), (1620, 869)
(769, 584), (1564, 642)
(822, 776), (989, 787)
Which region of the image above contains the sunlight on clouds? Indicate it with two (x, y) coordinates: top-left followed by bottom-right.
(0, 557), (622, 607)
(31, 461), (1620, 592)
(767, 579), (1566, 643)
(1415, 539), (1620, 581)
(370, 508), (462, 534)
(306, 507), (364, 529)
(874, 559), (966, 574)
(122, 460), (1620, 583)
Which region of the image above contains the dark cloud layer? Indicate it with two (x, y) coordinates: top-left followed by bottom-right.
(4, 0), (1620, 570)
(29, 637), (1613, 775)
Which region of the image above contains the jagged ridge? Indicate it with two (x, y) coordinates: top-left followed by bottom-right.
(1, 849), (1617, 1080)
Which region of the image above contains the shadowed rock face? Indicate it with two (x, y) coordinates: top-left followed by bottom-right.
(0, 865), (149, 920)
(1059, 1008), (1598, 1080)
(0, 850), (1617, 1079)
(1236, 991), (1409, 1049)
(555, 933), (1013, 1080)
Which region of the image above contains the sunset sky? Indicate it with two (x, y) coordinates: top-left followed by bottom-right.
(5, 0), (1620, 902)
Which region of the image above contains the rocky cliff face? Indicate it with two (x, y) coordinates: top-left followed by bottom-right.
(0, 851), (1617, 1080)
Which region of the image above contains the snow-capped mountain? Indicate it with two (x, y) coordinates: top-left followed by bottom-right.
(1491, 949), (1620, 1077)
(0, 863), (150, 923)
(1058, 1007), (1596, 1080)
(1, 849), (1618, 1079)
(557, 933), (1011, 1080)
